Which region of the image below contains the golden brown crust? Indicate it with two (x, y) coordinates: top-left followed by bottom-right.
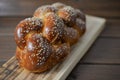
(43, 12), (65, 43)
(34, 5), (57, 19)
(15, 2), (86, 73)
(16, 33), (70, 72)
(76, 9), (86, 22)
(64, 27), (80, 46)
(14, 17), (43, 49)
(58, 6), (77, 26)
(75, 18), (86, 35)
(52, 2), (66, 9)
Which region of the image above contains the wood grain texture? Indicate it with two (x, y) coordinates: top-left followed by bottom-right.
(101, 19), (120, 37)
(0, 16), (106, 80)
(0, 0), (120, 18)
(81, 37), (120, 64)
(0, 17), (25, 35)
(67, 64), (120, 80)
(0, 35), (15, 60)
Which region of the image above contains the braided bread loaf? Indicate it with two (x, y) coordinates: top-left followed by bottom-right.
(14, 2), (86, 72)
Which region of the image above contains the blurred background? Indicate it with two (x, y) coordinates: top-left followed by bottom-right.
(0, 0), (120, 80)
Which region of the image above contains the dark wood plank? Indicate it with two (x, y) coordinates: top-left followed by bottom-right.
(67, 64), (120, 80)
(0, 17), (25, 35)
(81, 37), (120, 64)
(0, 35), (15, 61)
(0, 0), (120, 18)
(100, 19), (120, 37)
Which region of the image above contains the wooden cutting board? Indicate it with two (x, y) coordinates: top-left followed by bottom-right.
(0, 15), (106, 80)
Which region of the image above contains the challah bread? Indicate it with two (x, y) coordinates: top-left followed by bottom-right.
(15, 2), (86, 72)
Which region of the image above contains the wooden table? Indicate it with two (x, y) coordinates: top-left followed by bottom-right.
(0, 0), (120, 80)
